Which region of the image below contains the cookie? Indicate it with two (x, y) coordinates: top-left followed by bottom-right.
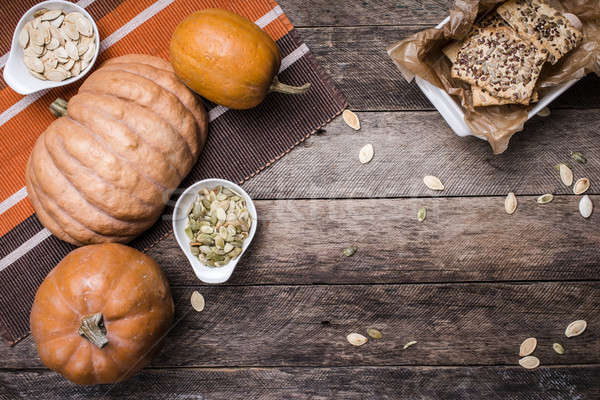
(451, 26), (547, 103)
(472, 85), (539, 106)
(497, 0), (583, 64)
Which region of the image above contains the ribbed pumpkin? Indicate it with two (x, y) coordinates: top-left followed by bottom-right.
(26, 54), (208, 246)
(30, 243), (174, 385)
(169, 8), (310, 109)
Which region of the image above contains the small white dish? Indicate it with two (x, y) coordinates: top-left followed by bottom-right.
(172, 179), (257, 284)
(3, 0), (100, 95)
(388, 16), (581, 139)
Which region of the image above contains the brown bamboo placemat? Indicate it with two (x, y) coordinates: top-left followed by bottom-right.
(0, 0), (347, 344)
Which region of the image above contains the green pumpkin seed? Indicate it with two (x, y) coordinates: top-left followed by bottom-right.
(417, 207), (426, 222)
(187, 186), (252, 267)
(571, 151), (587, 164)
(536, 194), (554, 204)
(367, 328), (382, 339)
(553, 343), (565, 354)
(343, 246), (357, 257)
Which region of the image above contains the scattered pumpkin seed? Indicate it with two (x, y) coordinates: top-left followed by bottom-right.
(536, 194), (554, 204)
(518, 356), (540, 369)
(347, 333), (368, 346)
(553, 343), (565, 355)
(537, 107), (550, 117)
(559, 164), (573, 187)
(359, 144), (374, 164)
(403, 340), (417, 349)
(367, 328), (382, 339)
(190, 291), (205, 312)
(343, 246), (357, 257)
(571, 151), (587, 164)
(187, 186), (251, 267)
(519, 337), (537, 357)
(505, 192), (517, 215)
(343, 110), (360, 130)
(579, 195), (593, 219)
(417, 207), (427, 222)
(573, 178), (590, 195)
(565, 320), (587, 337)
(423, 175), (444, 191)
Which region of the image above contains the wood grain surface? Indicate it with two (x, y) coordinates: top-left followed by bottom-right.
(143, 196), (600, 286)
(1, 283), (598, 368)
(243, 110), (600, 198)
(3, 0), (599, 398)
(2, 366), (598, 399)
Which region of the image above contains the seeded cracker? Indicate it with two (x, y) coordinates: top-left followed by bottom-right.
(497, 0), (583, 65)
(451, 27), (547, 104)
(443, 13), (539, 106)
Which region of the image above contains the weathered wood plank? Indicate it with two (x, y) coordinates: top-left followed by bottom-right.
(298, 26), (600, 111)
(1, 365), (599, 399)
(281, 0), (452, 27)
(2, 282), (598, 368)
(149, 196), (600, 286)
(243, 110), (600, 198)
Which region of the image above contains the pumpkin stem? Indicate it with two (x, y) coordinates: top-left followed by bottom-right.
(269, 76), (311, 96)
(78, 313), (108, 349)
(49, 98), (68, 118)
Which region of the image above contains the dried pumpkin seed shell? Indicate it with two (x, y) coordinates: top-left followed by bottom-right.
(41, 9), (63, 21)
(559, 164), (573, 186)
(505, 192), (517, 214)
(579, 195), (593, 219)
(573, 178), (590, 195)
(18, 28), (29, 48)
(343, 110), (360, 130)
(50, 14), (65, 28)
(519, 337), (537, 357)
(518, 356), (540, 369)
(190, 291), (205, 312)
(403, 340), (417, 349)
(359, 144), (374, 164)
(24, 56), (44, 73)
(423, 175), (444, 191)
(565, 320), (587, 337)
(347, 333), (368, 346)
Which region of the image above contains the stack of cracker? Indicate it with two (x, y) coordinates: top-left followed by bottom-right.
(445, 0), (583, 107)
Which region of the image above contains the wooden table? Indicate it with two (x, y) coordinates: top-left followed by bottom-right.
(2, 1), (599, 398)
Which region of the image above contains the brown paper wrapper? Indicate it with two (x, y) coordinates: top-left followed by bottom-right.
(388, 0), (600, 154)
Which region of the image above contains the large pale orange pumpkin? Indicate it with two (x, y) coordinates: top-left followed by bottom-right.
(30, 243), (174, 385)
(170, 8), (310, 109)
(26, 54), (208, 246)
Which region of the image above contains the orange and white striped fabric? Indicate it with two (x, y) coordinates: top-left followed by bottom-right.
(0, 0), (347, 344)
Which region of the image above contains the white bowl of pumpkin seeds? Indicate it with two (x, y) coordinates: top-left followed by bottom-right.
(173, 179), (257, 284)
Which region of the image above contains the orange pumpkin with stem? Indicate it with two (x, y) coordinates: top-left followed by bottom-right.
(30, 244), (174, 385)
(170, 8), (310, 109)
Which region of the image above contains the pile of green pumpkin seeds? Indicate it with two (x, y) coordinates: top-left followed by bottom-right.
(185, 186), (251, 267)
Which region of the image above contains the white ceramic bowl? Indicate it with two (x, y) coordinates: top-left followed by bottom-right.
(3, 0), (100, 95)
(388, 15), (581, 139)
(172, 179), (258, 284)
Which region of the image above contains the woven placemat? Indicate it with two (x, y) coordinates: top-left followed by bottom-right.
(0, 0), (347, 344)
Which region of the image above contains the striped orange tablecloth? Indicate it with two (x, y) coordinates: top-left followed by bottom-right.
(0, 0), (346, 344)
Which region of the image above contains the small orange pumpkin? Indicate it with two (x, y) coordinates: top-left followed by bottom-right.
(30, 244), (174, 385)
(170, 8), (310, 109)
